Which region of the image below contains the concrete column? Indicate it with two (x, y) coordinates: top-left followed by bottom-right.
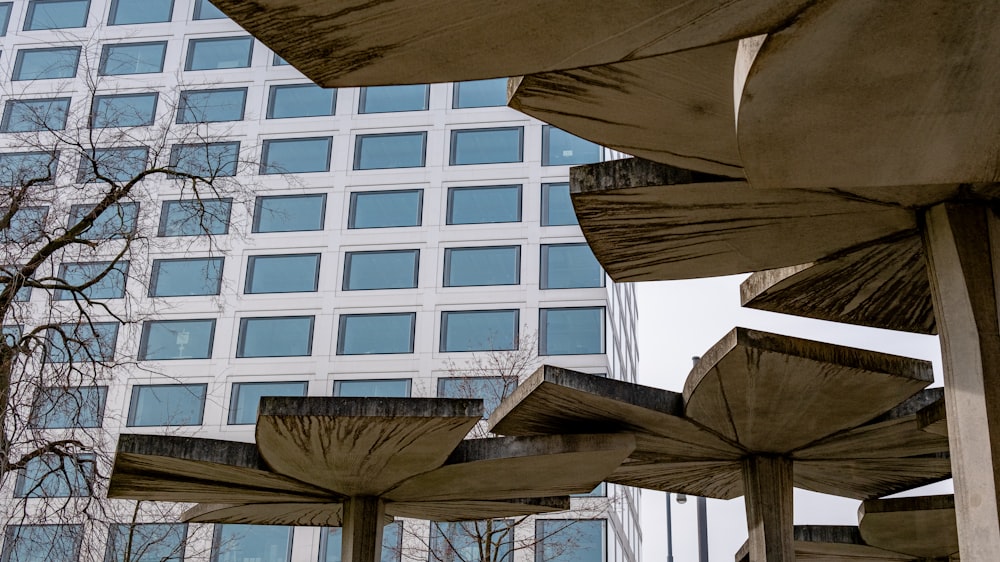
(341, 496), (386, 562)
(922, 202), (1000, 560)
(742, 455), (794, 562)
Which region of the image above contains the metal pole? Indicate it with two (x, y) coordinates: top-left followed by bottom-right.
(665, 492), (674, 562)
(697, 496), (709, 562)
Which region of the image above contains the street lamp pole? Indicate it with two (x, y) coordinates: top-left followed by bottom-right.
(697, 496), (709, 562)
(665, 492), (674, 562)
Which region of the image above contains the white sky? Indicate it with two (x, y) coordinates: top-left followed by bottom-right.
(635, 275), (950, 562)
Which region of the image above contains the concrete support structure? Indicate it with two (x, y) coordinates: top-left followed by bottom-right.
(742, 456), (794, 562)
(343, 497), (386, 562)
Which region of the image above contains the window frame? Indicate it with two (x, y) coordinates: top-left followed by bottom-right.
(266, 84), (337, 119)
(244, 253), (321, 294)
(449, 126), (524, 166)
(332, 379), (412, 398)
(539, 307), (606, 356)
(1, 97), (71, 132)
(439, 309), (519, 353)
(437, 376), (515, 419)
(108, 0), (175, 25)
(228, 381), (307, 425)
(90, 92), (159, 128)
(252, 193), (327, 233)
(320, 521), (401, 562)
(193, 0), (225, 20)
(176, 87), (248, 124)
(452, 78), (508, 109)
(12, 46), (82, 81)
(259, 136), (333, 174)
(358, 84), (430, 114)
(67, 202), (140, 240)
(168, 141), (240, 177)
(211, 524), (292, 562)
(236, 315), (315, 358)
(541, 125), (603, 167)
(45, 321), (120, 363)
(158, 198), (232, 236)
(127, 383), (208, 427)
(540, 243), (605, 289)
(540, 182), (577, 226)
(534, 520), (606, 562)
(98, 41), (168, 76)
(0, 3), (13, 36)
(342, 249), (419, 291)
(443, 246), (521, 287)
(347, 189), (423, 229)
(105, 523), (188, 562)
(14, 452), (95, 498)
(1, 525), (83, 562)
(184, 36), (253, 71)
(446, 184), (522, 225)
(138, 318), (217, 361)
(76, 146), (150, 183)
(353, 131), (427, 170)
(336, 312), (416, 355)
(24, 0), (90, 31)
(54, 260), (129, 300)
(30, 386), (107, 429)
(149, 257), (225, 297)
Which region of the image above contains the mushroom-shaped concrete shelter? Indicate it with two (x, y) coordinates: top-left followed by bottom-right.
(489, 329), (951, 562)
(109, 397), (635, 562)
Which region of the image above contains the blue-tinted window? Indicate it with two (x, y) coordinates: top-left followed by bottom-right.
(15, 453), (93, 497)
(543, 126), (602, 166)
(1, 206), (48, 243)
(447, 185), (521, 225)
(46, 322), (119, 363)
(260, 137), (332, 174)
(169, 141), (239, 177)
(149, 257), (224, 297)
(354, 132), (426, 170)
(431, 521), (513, 562)
(13, 47), (81, 80)
(77, 146), (149, 183)
(106, 524), (187, 562)
(1, 98), (71, 132)
(24, 0), (89, 30)
(253, 194), (326, 233)
(177, 88), (247, 123)
(55, 261), (129, 300)
(237, 316), (314, 358)
(0, 268), (31, 301)
(359, 85), (428, 114)
(99, 42), (167, 75)
(441, 310), (518, 352)
(333, 380), (410, 398)
(186, 36), (252, 70)
(139, 319), (216, 360)
(267, 84), (336, 119)
(272, 54), (289, 66)
(348, 190), (421, 229)
(245, 254), (320, 294)
(213, 525), (291, 562)
(322, 522), (401, 562)
(444, 246), (520, 287)
(541, 183), (577, 226)
(229, 381), (307, 424)
(1, 326), (19, 348)
(540, 307), (604, 356)
(159, 198), (232, 236)
(438, 376), (515, 418)
(91, 93), (158, 128)
(450, 127), (523, 165)
(0, 152), (57, 186)
(1, 525), (83, 562)
(68, 202), (139, 240)
(337, 313), (415, 355)
(343, 250), (418, 290)
(453, 79), (508, 109)
(0, 3), (12, 35)
(31, 386), (107, 428)
(541, 244), (603, 289)
(193, 0), (225, 20)
(127, 384), (207, 426)
(109, 0), (173, 24)
(536, 520), (605, 562)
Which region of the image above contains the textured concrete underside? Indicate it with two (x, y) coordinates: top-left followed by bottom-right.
(734, 523), (950, 561)
(858, 495), (959, 559)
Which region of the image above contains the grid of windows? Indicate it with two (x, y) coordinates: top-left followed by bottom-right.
(253, 194), (326, 233)
(1, 98), (71, 132)
(149, 257), (224, 297)
(440, 310), (518, 352)
(30, 386), (107, 428)
(139, 319), (216, 360)
(348, 190), (421, 228)
(245, 254), (320, 294)
(229, 381), (307, 424)
(343, 250), (419, 290)
(159, 198), (232, 236)
(99, 42), (168, 75)
(127, 383), (207, 426)
(337, 313), (415, 355)
(237, 316), (314, 358)
(447, 185), (521, 225)
(91, 92), (158, 128)
(177, 88), (247, 123)
(333, 379), (410, 398)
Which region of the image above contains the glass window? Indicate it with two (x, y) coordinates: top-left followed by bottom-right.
(149, 257), (224, 297)
(213, 525), (291, 562)
(542, 126), (602, 166)
(444, 246), (520, 287)
(237, 316), (314, 358)
(106, 524), (187, 562)
(245, 254), (320, 294)
(322, 522), (400, 562)
(272, 54), (288, 66)
(430, 520), (513, 562)
(359, 85), (428, 114)
(46, 322), (119, 363)
(77, 146), (149, 183)
(1, 525), (82, 562)
(333, 380), (410, 398)
(440, 310), (518, 352)
(343, 250), (418, 291)
(24, 0), (89, 30)
(453, 79), (508, 109)
(535, 520), (605, 562)
(109, 0), (173, 24)
(541, 183), (577, 226)
(169, 141), (239, 177)
(1, 206), (48, 243)
(54, 261), (129, 300)
(15, 453), (93, 497)
(0, 269), (31, 301)
(541, 244), (604, 289)
(438, 377), (515, 418)
(252, 194), (326, 233)
(0, 152), (57, 187)
(91, 93), (158, 128)
(540, 307), (605, 356)
(2, 326), (19, 348)
(260, 137), (332, 174)
(139, 319), (216, 360)
(67, 202), (139, 240)
(186, 36), (252, 70)
(228, 381), (307, 425)
(159, 198), (232, 236)
(127, 383), (207, 426)
(31, 386), (107, 428)
(193, 0), (225, 20)
(177, 88), (247, 123)
(267, 84), (336, 119)
(1, 98), (70, 132)
(348, 190), (421, 229)
(99, 42), (168, 75)
(447, 185), (521, 225)
(0, 3), (12, 36)
(354, 132), (426, 170)
(13, 47), (80, 80)
(450, 127), (523, 165)
(337, 313), (415, 355)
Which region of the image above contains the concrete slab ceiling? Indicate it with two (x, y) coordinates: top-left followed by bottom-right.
(859, 495), (959, 559)
(735, 526), (923, 561)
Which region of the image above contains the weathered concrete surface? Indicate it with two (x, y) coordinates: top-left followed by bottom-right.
(734, 526), (922, 561)
(743, 456), (794, 562)
(740, 235), (934, 334)
(859, 495), (959, 559)
(209, 0), (813, 87)
(917, 397), (948, 438)
(509, 42), (742, 178)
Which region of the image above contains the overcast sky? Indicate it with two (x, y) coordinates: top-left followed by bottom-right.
(634, 275), (950, 562)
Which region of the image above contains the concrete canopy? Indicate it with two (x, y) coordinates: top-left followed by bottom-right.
(859, 495), (959, 559)
(735, 526), (910, 562)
